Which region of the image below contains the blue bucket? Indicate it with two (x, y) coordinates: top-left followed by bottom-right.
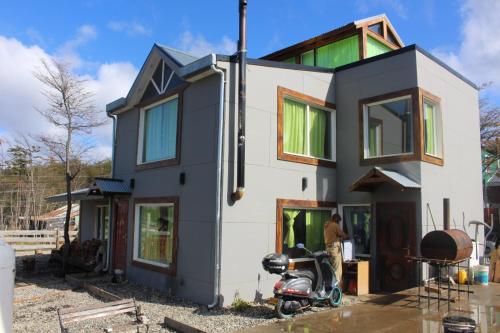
(474, 265), (489, 285)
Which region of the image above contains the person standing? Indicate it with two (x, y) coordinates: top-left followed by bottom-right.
(324, 213), (349, 285)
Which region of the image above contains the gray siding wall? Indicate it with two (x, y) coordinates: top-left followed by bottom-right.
(79, 200), (98, 241)
(415, 52), (483, 245)
(218, 62), (335, 304)
(113, 73), (221, 304)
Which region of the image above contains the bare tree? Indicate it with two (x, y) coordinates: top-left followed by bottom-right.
(34, 58), (106, 274)
(479, 83), (500, 172)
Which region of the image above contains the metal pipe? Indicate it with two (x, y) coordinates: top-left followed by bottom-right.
(104, 113), (117, 272)
(443, 198), (450, 230)
(232, 0), (247, 201)
(208, 60), (226, 309)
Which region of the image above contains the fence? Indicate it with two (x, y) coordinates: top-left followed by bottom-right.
(0, 229), (78, 253)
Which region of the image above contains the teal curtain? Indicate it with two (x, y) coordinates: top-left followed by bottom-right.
(316, 35), (359, 69)
(301, 51), (314, 66)
(283, 99), (306, 155)
(305, 210), (330, 252)
(366, 35), (392, 58)
(284, 210), (301, 248)
(424, 102), (435, 155)
(309, 107), (327, 158)
(143, 98), (178, 162)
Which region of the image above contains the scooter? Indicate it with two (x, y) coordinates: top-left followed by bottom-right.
(262, 243), (342, 319)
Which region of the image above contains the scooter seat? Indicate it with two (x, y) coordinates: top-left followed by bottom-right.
(286, 269), (315, 281)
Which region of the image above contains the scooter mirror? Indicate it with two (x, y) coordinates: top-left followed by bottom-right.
(296, 243), (305, 249)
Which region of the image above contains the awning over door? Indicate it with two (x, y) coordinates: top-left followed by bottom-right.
(47, 178), (131, 202)
(349, 167), (421, 192)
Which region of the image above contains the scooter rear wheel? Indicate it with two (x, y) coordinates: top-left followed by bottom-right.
(276, 298), (295, 319)
(329, 286), (342, 307)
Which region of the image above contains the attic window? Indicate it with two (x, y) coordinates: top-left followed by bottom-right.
(368, 23), (383, 36)
(386, 29), (398, 45)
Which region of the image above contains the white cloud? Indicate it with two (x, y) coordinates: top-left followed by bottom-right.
(355, 0), (408, 19)
(433, 0), (500, 96)
(0, 32), (138, 161)
(107, 21), (152, 36)
(177, 31), (236, 57)
(56, 24), (98, 69)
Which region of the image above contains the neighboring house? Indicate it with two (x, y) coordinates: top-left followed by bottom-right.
(19, 204), (80, 230)
(48, 14), (483, 305)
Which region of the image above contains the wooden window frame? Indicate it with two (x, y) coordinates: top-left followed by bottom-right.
(131, 196), (179, 276)
(419, 89), (444, 166)
(276, 199), (337, 253)
(135, 86), (184, 171)
(277, 86), (337, 168)
(359, 87), (444, 166)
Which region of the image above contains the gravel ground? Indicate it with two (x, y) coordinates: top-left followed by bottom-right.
(13, 257), (358, 333)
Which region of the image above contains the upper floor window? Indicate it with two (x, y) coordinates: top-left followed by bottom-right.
(316, 35), (359, 69)
(278, 87), (336, 168)
(138, 95), (179, 165)
(423, 98), (443, 158)
(363, 95), (413, 159)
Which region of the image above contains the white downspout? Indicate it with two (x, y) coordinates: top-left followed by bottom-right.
(208, 56), (225, 309)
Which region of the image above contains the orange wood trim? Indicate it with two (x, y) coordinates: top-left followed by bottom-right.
(135, 88), (184, 171)
(277, 86), (336, 168)
(130, 196), (179, 276)
(382, 21), (388, 40)
(356, 16), (404, 48)
(358, 28), (367, 60)
(419, 88), (444, 166)
(276, 199), (337, 253)
(365, 30), (399, 50)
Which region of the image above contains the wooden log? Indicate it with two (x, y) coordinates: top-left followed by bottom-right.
(83, 283), (122, 302)
(164, 316), (208, 333)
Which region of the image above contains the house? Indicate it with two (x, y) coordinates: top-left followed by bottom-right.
(49, 14), (484, 305)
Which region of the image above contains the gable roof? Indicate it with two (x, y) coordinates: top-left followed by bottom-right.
(349, 167), (421, 192)
(157, 44), (199, 66)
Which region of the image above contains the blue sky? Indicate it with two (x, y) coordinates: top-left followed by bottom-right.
(0, 0), (498, 159)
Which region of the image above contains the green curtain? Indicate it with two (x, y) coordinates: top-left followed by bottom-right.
(305, 210), (330, 252)
(309, 107), (327, 158)
(424, 102), (435, 155)
(316, 35), (359, 69)
(301, 51), (314, 66)
(366, 35), (392, 58)
(284, 210), (301, 248)
(369, 123), (377, 157)
(283, 57), (296, 64)
(283, 99), (306, 155)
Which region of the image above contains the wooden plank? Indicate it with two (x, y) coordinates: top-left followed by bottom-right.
(61, 307), (136, 324)
(83, 283), (122, 302)
(58, 298), (134, 315)
(0, 230), (56, 236)
(60, 303), (135, 320)
(2, 237), (56, 243)
(11, 244), (55, 251)
(164, 316), (207, 333)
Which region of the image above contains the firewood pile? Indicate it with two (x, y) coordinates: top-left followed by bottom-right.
(69, 239), (103, 265)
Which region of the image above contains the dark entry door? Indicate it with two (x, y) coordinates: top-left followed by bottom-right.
(376, 202), (416, 292)
(112, 199), (128, 271)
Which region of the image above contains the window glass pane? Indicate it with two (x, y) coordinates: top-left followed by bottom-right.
(138, 205), (174, 265)
(309, 107), (331, 159)
(366, 35), (392, 58)
(143, 98), (178, 162)
(283, 99), (307, 155)
(387, 29), (398, 45)
(282, 57), (296, 64)
(301, 50), (314, 66)
(316, 35), (359, 69)
(424, 100), (442, 157)
(368, 23), (383, 35)
(282, 209), (331, 258)
(366, 97), (413, 157)
(342, 206), (371, 256)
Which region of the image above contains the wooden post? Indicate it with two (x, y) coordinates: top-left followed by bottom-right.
(55, 229), (60, 250)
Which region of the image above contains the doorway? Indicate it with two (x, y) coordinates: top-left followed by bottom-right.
(376, 202), (416, 292)
(112, 198), (129, 272)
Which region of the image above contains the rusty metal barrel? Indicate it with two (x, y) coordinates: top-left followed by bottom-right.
(420, 229), (473, 261)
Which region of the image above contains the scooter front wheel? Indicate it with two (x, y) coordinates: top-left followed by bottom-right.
(275, 298), (295, 319)
(328, 286), (342, 307)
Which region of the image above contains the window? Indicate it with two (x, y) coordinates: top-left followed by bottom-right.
(282, 57), (296, 64)
(138, 95), (179, 165)
(341, 205), (371, 257)
(277, 199), (336, 258)
(278, 87), (336, 167)
(133, 199), (178, 271)
(301, 50), (314, 66)
(96, 205), (109, 241)
(366, 35), (392, 58)
(316, 35), (359, 69)
(363, 95), (413, 158)
(368, 23), (383, 36)
(423, 98), (443, 158)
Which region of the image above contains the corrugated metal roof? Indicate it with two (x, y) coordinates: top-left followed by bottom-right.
(156, 44), (199, 66)
(46, 188), (91, 203)
(349, 167), (420, 192)
(375, 167), (421, 189)
(93, 178), (131, 194)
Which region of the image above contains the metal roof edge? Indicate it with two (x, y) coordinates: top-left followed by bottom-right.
(216, 55), (336, 74)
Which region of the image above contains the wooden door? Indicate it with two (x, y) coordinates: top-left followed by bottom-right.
(112, 199), (128, 271)
(376, 202), (416, 292)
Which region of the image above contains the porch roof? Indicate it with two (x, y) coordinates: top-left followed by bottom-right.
(46, 178), (131, 203)
(349, 167), (421, 192)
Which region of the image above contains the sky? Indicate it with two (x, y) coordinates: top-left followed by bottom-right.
(0, 0), (499, 160)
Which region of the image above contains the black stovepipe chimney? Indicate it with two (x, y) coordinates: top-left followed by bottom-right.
(233, 0), (247, 201)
